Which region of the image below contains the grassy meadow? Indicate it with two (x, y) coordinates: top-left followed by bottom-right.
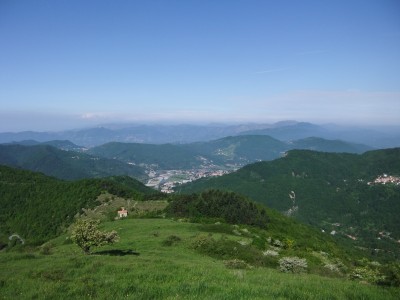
(1, 218), (399, 299)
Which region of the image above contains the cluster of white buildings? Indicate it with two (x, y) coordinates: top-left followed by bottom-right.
(368, 174), (400, 186)
(145, 169), (232, 193)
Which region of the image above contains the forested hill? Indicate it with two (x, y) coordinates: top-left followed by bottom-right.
(0, 144), (147, 181)
(0, 165), (156, 245)
(178, 148), (400, 259)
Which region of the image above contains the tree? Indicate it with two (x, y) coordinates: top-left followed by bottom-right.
(70, 218), (119, 254)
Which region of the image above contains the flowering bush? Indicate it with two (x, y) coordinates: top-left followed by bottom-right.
(278, 256), (308, 273)
(70, 218), (119, 254)
(349, 267), (382, 283)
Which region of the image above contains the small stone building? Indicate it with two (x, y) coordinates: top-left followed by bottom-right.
(117, 207), (128, 218)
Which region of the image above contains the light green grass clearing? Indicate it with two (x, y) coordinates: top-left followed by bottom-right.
(0, 218), (399, 299)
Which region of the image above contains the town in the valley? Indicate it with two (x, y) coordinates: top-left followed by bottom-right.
(145, 168), (234, 193)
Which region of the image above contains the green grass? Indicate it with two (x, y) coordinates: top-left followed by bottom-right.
(1, 218), (399, 299)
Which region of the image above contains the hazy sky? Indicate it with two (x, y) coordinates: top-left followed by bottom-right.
(1, 0), (400, 131)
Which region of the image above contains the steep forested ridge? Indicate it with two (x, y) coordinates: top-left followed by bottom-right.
(0, 144), (147, 181)
(0, 165), (155, 244)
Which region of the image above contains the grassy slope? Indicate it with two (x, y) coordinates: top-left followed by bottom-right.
(1, 218), (399, 299)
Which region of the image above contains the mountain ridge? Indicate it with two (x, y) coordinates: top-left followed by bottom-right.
(1, 121), (399, 148)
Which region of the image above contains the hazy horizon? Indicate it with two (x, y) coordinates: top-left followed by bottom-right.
(1, 1), (399, 132)
(1, 117), (400, 134)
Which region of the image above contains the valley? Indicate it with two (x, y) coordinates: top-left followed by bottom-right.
(1, 123), (400, 298)
(3, 1), (400, 298)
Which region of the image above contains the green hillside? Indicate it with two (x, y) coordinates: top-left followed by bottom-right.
(184, 135), (287, 165)
(1, 165), (400, 297)
(178, 148), (400, 259)
(0, 144), (147, 181)
(0, 165), (156, 245)
(1, 218), (399, 299)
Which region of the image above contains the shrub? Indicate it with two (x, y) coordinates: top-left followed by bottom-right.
(190, 234), (215, 251)
(349, 267), (383, 284)
(278, 256), (308, 273)
(39, 242), (54, 255)
(161, 235), (181, 246)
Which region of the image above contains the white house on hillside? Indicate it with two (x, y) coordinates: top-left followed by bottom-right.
(117, 207), (128, 218)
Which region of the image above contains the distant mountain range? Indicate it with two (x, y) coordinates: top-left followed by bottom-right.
(178, 148), (400, 258)
(1, 135), (372, 180)
(88, 135), (372, 169)
(0, 121), (399, 148)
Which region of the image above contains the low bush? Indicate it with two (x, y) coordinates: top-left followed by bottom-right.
(39, 242), (55, 255)
(161, 235), (182, 246)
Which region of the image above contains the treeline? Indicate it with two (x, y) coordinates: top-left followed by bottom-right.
(166, 190), (269, 228)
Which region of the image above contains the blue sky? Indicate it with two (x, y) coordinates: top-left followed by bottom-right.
(1, 0), (399, 131)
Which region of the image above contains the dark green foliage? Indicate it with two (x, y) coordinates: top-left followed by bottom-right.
(379, 263), (400, 287)
(167, 190), (269, 228)
(0, 165), (158, 244)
